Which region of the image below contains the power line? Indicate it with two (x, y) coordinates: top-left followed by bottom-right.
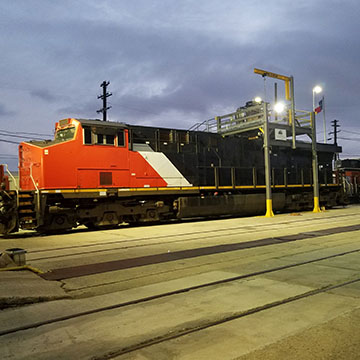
(342, 129), (360, 136)
(0, 138), (20, 144)
(338, 137), (360, 141)
(0, 132), (48, 140)
(0, 129), (52, 137)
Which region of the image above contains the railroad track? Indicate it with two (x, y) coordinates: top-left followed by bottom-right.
(39, 222), (360, 281)
(1, 247), (360, 359)
(20, 210), (360, 264)
(95, 277), (360, 360)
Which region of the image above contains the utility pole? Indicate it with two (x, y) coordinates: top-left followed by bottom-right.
(97, 81), (112, 121)
(331, 119), (340, 146)
(330, 119), (340, 163)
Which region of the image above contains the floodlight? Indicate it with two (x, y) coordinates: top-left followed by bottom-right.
(274, 102), (285, 113)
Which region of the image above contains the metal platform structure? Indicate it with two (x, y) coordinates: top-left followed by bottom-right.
(190, 68), (341, 216)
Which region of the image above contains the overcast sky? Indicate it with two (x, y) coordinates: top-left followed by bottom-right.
(1, 0), (359, 169)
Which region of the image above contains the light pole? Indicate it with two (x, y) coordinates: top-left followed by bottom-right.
(312, 85), (322, 111)
(311, 86), (322, 212)
(312, 85), (326, 143)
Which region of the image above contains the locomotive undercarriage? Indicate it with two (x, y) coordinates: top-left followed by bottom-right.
(0, 190), (18, 235)
(0, 186), (345, 235)
(36, 194), (174, 233)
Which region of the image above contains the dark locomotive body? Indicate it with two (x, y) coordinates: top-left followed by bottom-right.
(129, 124), (335, 188)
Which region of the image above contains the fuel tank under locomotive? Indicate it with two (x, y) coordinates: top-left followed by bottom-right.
(176, 193), (286, 218)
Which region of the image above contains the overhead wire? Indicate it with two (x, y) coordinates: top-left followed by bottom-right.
(0, 138), (20, 144)
(0, 132), (48, 140)
(0, 129), (52, 137)
(338, 137), (360, 141)
(342, 129), (360, 136)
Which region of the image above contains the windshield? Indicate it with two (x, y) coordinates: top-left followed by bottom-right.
(54, 127), (76, 142)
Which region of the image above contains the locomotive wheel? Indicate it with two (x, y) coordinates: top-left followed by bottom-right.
(38, 215), (74, 234)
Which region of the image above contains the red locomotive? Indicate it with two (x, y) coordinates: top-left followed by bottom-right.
(19, 118), (181, 190)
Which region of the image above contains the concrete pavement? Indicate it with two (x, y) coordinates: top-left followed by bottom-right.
(0, 271), (69, 308)
(1, 256), (360, 359)
(1, 205), (360, 359)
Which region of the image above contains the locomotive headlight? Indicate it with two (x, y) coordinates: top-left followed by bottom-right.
(254, 96), (262, 103)
(274, 102), (286, 113)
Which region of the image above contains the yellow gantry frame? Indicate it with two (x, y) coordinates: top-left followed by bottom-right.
(254, 68), (294, 126)
(254, 68), (291, 101)
(254, 68), (322, 216)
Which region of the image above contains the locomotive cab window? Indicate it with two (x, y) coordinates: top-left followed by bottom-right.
(55, 126), (76, 142)
(106, 135), (115, 145)
(95, 133), (115, 145)
(83, 128), (92, 144)
(96, 134), (104, 144)
(83, 126), (116, 146)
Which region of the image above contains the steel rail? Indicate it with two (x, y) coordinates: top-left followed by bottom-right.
(21, 211), (360, 262)
(41, 223), (360, 280)
(95, 276), (360, 359)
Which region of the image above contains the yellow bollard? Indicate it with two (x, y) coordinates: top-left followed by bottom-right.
(313, 196), (322, 213)
(265, 199), (274, 217)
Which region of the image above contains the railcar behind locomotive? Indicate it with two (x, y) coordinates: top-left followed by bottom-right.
(0, 102), (345, 235)
(336, 159), (360, 202)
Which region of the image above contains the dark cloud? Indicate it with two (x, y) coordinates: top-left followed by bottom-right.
(30, 89), (57, 102)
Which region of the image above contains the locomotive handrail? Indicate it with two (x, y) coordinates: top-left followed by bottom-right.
(2, 163), (19, 191)
(29, 163), (39, 192)
(189, 118), (217, 132)
(215, 109), (264, 135)
(294, 110), (311, 127)
(188, 120), (206, 131)
(30, 163), (41, 214)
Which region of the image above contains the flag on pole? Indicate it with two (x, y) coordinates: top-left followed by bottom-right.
(315, 98), (323, 114)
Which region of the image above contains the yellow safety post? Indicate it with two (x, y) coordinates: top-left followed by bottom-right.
(265, 199), (274, 217)
(313, 196), (321, 213)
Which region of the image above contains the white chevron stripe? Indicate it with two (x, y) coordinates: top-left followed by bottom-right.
(138, 151), (192, 187)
